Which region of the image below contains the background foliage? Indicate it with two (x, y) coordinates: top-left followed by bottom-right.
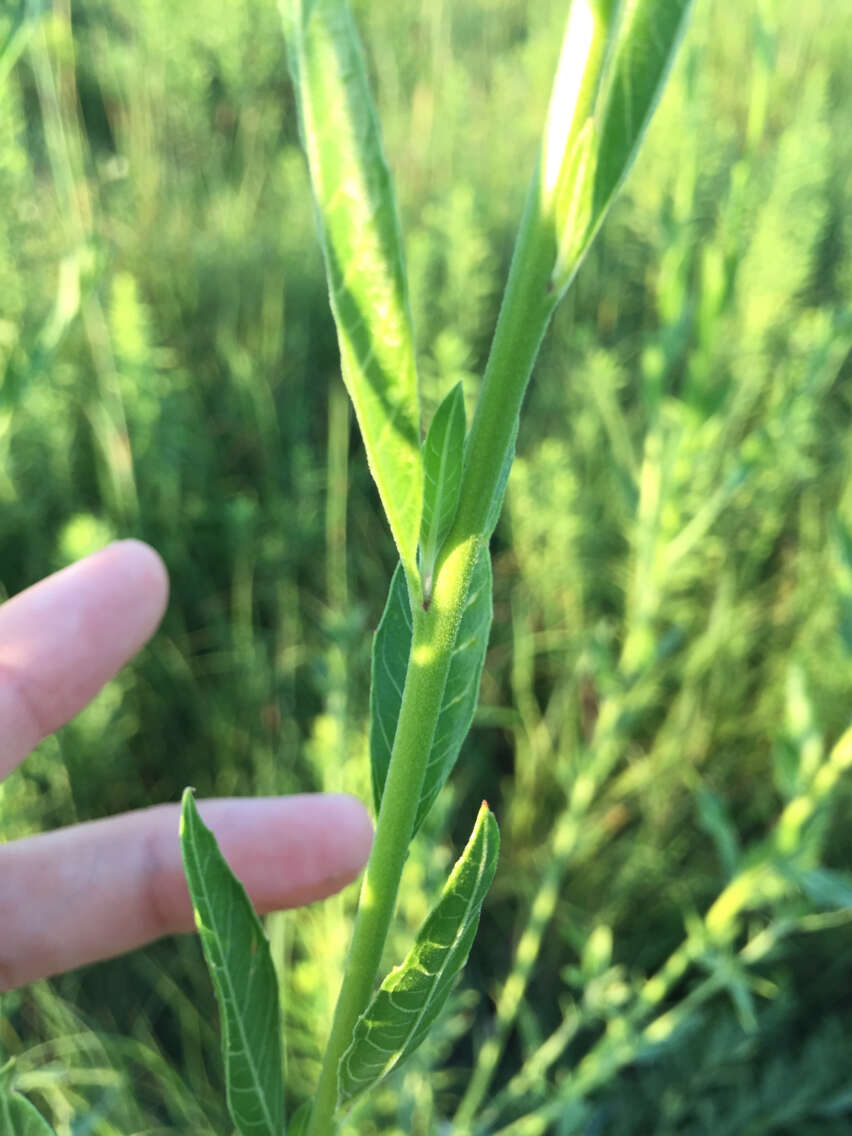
(1, 0), (852, 1131)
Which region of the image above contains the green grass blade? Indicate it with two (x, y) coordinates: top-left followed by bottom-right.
(0, 1097), (56, 1136)
(0, 1087), (56, 1135)
(0, 1), (32, 91)
(283, 0), (422, 584)
(420, 382), (466, 601)
(370, 552), (492, 834)
(0, 1063), (56, 1136)
(179, 791), (285, 1136)
(338, 803), (500, 1104)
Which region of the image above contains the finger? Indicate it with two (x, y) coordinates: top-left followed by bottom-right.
(0, 793), (373, 990)
(0, 540), (169, 779)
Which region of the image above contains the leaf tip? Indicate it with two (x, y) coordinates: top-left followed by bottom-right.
(179, 786), (198, 835)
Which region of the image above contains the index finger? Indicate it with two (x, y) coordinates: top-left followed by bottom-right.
(0, 540), (169, 779)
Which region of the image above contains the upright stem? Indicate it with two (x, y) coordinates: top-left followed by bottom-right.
(446, 164), (559, 558)
(309, 162), (561, 1136)
(307, 587), (460, 1135)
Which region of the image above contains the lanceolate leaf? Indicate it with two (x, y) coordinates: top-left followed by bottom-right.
(371, 553), (493, 835)
(179, 791), (285, 1136)
(283, 0), (422, 582)
(546, 0), (694, 293)
(420, 383), (466, 600)
(592, 0), (693, 219)
(338, 803), (500, 1104)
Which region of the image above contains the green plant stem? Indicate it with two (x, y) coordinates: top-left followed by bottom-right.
(309, 156), (564, 1136)
(307, 595), (457, 1135)
(447, 164), (558, 555)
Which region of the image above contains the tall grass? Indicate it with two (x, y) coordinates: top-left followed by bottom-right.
(1, 0), (851, 1131)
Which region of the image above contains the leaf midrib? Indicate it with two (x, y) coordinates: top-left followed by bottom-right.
(369, 820), (494, 1083)
(187, 813), (279, 1136)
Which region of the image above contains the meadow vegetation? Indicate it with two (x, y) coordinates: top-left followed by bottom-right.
(1, 0), (852, 1131)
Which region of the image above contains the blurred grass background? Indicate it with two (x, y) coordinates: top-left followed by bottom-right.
(2, 0), (852, 1131)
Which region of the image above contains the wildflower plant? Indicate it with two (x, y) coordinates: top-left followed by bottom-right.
(193, 0), (692, 1132)
(0, 0), (694, 1132)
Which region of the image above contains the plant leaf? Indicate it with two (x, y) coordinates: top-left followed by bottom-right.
(592, 0), (694, 220)
(779, 865), (852, 911)
(0, 1096), (56, 1136)
(338, 802), (500, 1104)
(0, 1064), (56, 1136)
(179, 791), (285, 1136)
(695, 789), (740, 880)
(552, 117), (598, 286)
(371, 552), (492, 834)
(546, 0), (694, 293)
(287, 1100), (312, 1135)
(483, 412), (519, 541)
(419, 383), (466, 600)
(283, 0), (422, 583)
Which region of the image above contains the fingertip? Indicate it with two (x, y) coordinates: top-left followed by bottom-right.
(93, 540), (169, 642)
(325, 792), (374, 873)
(191, 793), (373, 912)
(109, 539), (169, 614)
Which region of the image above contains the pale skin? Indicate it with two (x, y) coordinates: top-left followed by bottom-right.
(0, 540), (373, 991)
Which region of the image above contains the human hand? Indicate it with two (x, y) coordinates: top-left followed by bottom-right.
(0, 541), (373, 991)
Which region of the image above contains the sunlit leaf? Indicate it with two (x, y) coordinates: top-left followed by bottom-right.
(283, 0), (422, 582)
(593, 0), (693, 217)
(338, 803), (500, 1103)
(180, 791), (285, 1136)
(545, 0), (694, 292)
(420, 383), (466, 601)
(552, 118), (597, 285)
(371, 552), (492, 834)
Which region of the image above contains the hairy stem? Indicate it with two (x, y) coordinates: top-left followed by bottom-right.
(307, 586), (459, 1134)
(309, 155), (563, 1136)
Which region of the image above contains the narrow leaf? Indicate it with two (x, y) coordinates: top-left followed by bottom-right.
(419, 383), (466, 600)
(695, 789), (739, 880)
(779, 865), (852, 911)
(338, 803), (500, 1104)
(592, 0), (694, 220)
(0, 1064), (56, 1136)
(483, 412), (519, 541)
(283, 0), (422, 582)
(545, 0), (694, 293)
(552, 118), (597, 286)
(180, 791), (285, 1136)
(371, 552), (492, 834)
(0, 1089), (56, 1135)
(0, 1096), (56, 1136)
